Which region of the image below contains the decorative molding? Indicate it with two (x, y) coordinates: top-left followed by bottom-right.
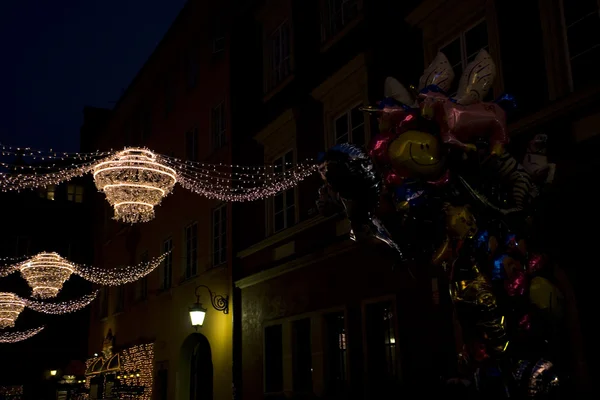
(235, 239), (355, 289)
(406, 0), (448, 28)
(311, 53), (366, 101)
(237, 215), (338, 259)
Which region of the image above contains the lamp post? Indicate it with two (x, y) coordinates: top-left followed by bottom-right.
(189, 284), (229, 330)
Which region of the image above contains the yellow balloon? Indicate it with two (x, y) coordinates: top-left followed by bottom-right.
(529, 276), (564, 321)
(388, 130), (443, 178)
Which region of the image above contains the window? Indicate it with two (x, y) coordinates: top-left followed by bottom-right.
(212, 205), (227, 267)
(164, 74), (175, 118)
(364, 301), (398, 396)
(292, 318), (312, 392)
(67, 185), (84, 203)
(156, 367), (168, 400)
(321, 0), (360, 43)
(100, 287), (109, 319)
(41, 184), (56, 200)
(264, 324), (284, 393)
(135, 252), (148, 301)
(211, 102), (226, 149)
(266, 20), (292, 92)
(212, 18), (226, 54)
(185, 128), (199, 161)
(333, 105), (365, 146)
(185, 222), (198, 279)
(186, 48), (199, 89)
(439, 19), (492, 98)
(562, 0), (600, 89)
(161, 238), (173, 290)
(115, 285), (125, 313)
(324, 312), (348, 396)
(272, 151), (296, 233)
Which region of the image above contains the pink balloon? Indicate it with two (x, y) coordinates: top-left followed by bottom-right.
(505, 270), (527, 297)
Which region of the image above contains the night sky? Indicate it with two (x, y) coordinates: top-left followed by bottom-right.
(0, 0), (187, 153)
(0, 0), (186, 388)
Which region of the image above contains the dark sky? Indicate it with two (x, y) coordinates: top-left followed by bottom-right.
(0, 0), (187, 153)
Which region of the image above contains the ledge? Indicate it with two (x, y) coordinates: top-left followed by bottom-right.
(235, 239), (355, 289)
(311, 53), (366, 101)
(509, 84), (600, 136)
(236, 215), (337, 259)
(405, 0), (448, 27)
(254, 108), (295, 144)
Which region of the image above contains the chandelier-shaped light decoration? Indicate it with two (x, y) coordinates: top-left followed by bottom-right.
(18, 253), (75, 299)
(0, 326), (45, 343)
(0, 290), (98, 329)
(93, 148), (177, 223)
(0, 293), (26, 329)
(2, 252), (169, 298)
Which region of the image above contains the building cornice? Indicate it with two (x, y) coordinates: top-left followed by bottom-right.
(235, 239), (355, 289)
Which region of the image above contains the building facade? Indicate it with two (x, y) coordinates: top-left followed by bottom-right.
(231, 0), (593, 398)
(230, 1), (436, 399)
(85, 1), (234, 399)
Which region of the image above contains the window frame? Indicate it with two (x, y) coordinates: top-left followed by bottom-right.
(184, 221), (199, 279)
(320, 0), (363, 45)
(361, 295), (401, 386)
(211, 101), (227, 150)
(438, 18), (491, 97)
(268, 149), (298, 235)
(212, 16), (226, 54)
(332, 102), (366, 145)
(559, 0), (600, 92)
(67, 184), (84, 203)
(185, 127), (199, 161)
(211, 204), (227, 267)
(265, 19), (293, 94)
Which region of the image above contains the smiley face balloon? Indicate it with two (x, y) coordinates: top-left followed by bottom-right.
(388, 130), (443, 178)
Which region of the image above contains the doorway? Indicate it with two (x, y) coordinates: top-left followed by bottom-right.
(178, 333), (213, 400)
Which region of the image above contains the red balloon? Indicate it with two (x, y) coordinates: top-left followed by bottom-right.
(505, 270), (527, 297)
(368, 130), (396, 165)
(384, 170), (404, 186)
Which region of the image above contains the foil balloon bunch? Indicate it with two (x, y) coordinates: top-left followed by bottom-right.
(317, 49), (566, 398)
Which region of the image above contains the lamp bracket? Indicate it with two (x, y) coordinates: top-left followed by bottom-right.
(194, 284), (229, 314)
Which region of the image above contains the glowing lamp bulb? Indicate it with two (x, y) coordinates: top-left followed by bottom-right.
(189, 303), (207, 329)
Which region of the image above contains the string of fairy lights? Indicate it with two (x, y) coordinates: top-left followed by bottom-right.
(0, 326), (45, 343)
(0, 251), (169, 298)
(0, 144), (318, 223)
(0, 144), (316, 345)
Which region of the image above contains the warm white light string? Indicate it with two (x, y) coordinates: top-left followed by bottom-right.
(0, 252), (170, 298)
(0, 326), (45, 343)
(0, 145), (319, 222)
(0, 290), (97, 328)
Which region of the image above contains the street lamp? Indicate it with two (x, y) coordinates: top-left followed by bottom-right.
(189, 284), (228, 330)
(50, 370), (57, 376)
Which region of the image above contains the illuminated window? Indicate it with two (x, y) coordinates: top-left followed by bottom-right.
(161, 238), (173, 289)
(272, 151), (296, 233)
(67, 185), (84, 203)
(562, 0), (600, 89)
(211, 102), (226, 150)
(266, 20), (292, 92)
(321, 0), (361, 43)
(212, 205), (227, 267)
(185, 127), (199, 161)
(185, 222), (198, 279)
(334, 105), (365, 145)
(45, 184), (56, 200)
(324, 312), (348, 396)
(439, 20), (493, 99)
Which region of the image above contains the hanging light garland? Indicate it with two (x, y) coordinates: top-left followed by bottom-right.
(0, 326), (45, 343)
(0, 290), (97, 328)
(1, 145), (319, 223)
(92, 148), (177, 223)
(2, 252), (169, 298)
